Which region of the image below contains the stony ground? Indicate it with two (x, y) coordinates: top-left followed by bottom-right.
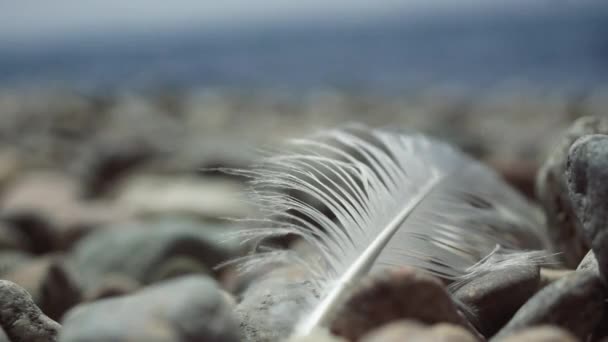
(0, 87), (607, 341)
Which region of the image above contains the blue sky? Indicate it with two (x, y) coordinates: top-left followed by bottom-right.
(0, 0), (584, 43)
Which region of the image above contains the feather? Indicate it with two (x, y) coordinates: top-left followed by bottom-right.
(228, 125), (550, 338)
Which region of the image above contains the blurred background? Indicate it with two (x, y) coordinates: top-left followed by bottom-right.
(0, 1), (607, 284)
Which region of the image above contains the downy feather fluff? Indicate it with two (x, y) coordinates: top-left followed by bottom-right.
(229, 125), (550, 337)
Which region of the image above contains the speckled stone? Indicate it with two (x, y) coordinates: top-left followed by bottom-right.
(0, 280), (61, 342)
(536, 116), (608, 266)
(567, 134), (608, 282)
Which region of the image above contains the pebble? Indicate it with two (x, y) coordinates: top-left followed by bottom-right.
(235, 269), (312, 342)
(3, 256), (81, 321)
(566, 134), (608, 282)
(494, 326), (579, 342)
(577, 250), (599, 275)
(453, 264), (540, 337)
(60, 275), (240, 342)
(0, 280), (61, 342)
(536, 116), (608, 266)
(330, 268), (476, 341)
(493, 271), (605, 340)
(287, 329), (347, 342)
(68, 218), (238, 294)
(360, 320), (477, 342)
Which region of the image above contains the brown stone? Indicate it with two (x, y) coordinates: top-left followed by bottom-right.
(330, 268), (476, 341)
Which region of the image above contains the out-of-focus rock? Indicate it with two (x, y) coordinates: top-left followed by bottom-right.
(0, 149), (20, 190)
(489, 159), (538, 199)
(60, 276), (239, 342)
(0, 172), (131, 251)
(454, 264), (540, 337)
(0, 222), (29, 251)
(330, 268), (475, 341)
(567, 134), (608, 282)
(0, 280), (61, 342)
(0, 328), (8, 342)
(115, 174), (251, 219)
(495, 326), (579, 342)
(0, 251), (33, 276)
(536, 116), (608, 267)
(77, 142), (155, 198)
(3, 256), (81, 321)
(360, 320), (477, 342)
(82, 274), (141, 302)
(68, 218), (239, 294)
(494, 271), (605, 340)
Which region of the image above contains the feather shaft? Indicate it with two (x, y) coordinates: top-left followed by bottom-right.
(295, 175), (441, 335)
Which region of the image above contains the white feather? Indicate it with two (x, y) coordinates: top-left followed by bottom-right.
(229, 125), (550, 338)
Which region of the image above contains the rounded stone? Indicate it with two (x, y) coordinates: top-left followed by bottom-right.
(60, 275), (240, 342)
(494, 271), (605, 341)
(453, 264), (540, 337)
(330, 268), (474, 341)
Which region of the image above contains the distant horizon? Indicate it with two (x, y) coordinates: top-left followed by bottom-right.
(0, 0), (602, 47)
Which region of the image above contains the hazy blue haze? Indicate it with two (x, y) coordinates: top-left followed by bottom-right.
(0, 3), (606, 93)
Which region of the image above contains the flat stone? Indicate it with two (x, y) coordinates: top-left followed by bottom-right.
(536, 116), (608, 266)
(567, 134), (608, 282)
(494, 326), (578, 342)
(454, 264), (540, 337)
(68, 218), (238, 294)
(115, 174), (251, 219)
(330, 268), (476, 341)
(494, 271), (605, 340)
(0, 280), (61, 342)
(60, 276), (239, 342)
(3, 256), (81, 321)
(0, 171), (130, 251)
(360, 320), (477, 342)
